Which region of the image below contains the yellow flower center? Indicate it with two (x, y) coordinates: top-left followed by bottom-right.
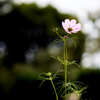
(68, 28), (72, 32)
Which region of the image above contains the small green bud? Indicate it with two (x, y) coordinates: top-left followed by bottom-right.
(47, 72), (52, 76)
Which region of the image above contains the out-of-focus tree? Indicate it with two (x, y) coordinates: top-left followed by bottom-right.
(0, 0), (13, 15)
(0, 3), (85, 69)
(0, 2), (86, 100)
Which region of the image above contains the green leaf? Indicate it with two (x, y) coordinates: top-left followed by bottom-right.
(51, 56), (64, 65)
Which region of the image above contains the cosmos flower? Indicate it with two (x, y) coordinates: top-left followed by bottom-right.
(62, 19), (81, 34)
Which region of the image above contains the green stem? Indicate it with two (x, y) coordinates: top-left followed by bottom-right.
(64, 38), (68, 93)
(64, 38), (67, 60)
(50, 78), (58, 100)
(65, 66), (67, 84)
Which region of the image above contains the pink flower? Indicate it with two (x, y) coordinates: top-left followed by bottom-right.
(62, 19), (81, 34)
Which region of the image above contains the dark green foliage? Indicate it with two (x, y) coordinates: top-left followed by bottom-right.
(0, 3), (86, 100)
(0, 3), (84, 67)
(77, 68), (100, 100)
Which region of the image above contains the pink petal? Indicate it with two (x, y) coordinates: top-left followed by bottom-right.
(62, 21), (68, 32)
(67, 31), (72, 34)
(70, 19), (76, 27)
(71, 30), (78, 33)
(62, 22), (67, 30)
(69, 32), (72, 34)
(65, 19), (70, 28)
(72, 23), (81, 32)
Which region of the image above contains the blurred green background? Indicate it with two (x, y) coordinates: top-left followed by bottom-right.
(0, 0), (100, 100)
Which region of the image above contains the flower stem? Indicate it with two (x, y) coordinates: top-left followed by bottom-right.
(65, 66), (67, 85)
(64, 38), (67, 60)
(64, 38), (68, 93)
(50, 78), (58, 100)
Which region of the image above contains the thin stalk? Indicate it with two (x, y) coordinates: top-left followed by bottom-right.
(65, 66), (67, 85)
(64, 38), (67, 60)
(64, 38), (68, 93)
(50, 78), (58, 100)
